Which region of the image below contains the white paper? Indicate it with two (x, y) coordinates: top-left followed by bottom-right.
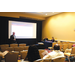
(42, 51), (48, 56)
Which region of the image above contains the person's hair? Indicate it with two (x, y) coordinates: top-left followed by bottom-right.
(54, 44), (60, 50)
(26, 45), (41, 62)
(52, 37), (54, 38)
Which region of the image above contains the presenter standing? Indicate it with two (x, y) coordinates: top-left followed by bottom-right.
(10, 32), (17, 43)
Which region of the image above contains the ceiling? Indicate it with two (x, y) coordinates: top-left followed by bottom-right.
(21, 12), (62, 17)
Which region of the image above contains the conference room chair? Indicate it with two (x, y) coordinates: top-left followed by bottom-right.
(5, 51), (19, 62)
(19, 43), (26, 47)
(52, 42), (57, 48)
(66, 42), (70, 44)
(58, 44), (63, 50)
(62, 42), (66, 44)
(68, 43), (73, 49)
(10, 44), (18, 48)
(20, 50), (28, 60)
(24, 46), (29, 50)
(1, 47), (14, 52)
(64, 47), (75, 62)
(39, 50), (45, 59)
(0, 44), (9, 47)
(14, 47), (24, 52)
(64, 49), (72, 53)
(0, 44), (9, 49)
(52, 57), (65, 62)
(61, 44), (68, 52)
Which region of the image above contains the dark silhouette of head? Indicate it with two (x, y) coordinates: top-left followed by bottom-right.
(27, 45), (41, 62)
(54, 44), (60, 50)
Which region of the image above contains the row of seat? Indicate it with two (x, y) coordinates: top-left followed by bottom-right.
(49, 42), (73, 52)
(1, 46), (29, 52)
(0, 49), (45, 62)
(0, 43), (26, 49)
(0, 50), (65, 62)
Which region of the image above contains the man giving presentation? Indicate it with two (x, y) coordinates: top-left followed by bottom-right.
(10, 32), (17, 43)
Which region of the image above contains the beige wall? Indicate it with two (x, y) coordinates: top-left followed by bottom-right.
(42, 12), (75, 41)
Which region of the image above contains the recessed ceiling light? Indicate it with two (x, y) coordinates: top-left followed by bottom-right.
(46, 14), (47, 15)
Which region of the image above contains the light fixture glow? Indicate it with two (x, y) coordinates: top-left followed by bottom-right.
(46, 14), (47, 15)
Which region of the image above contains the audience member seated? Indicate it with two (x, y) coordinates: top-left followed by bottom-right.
(43, 44), (64, 59)
(54, 44), (60, 50)
(0, 51), (9, 57)
(25, 45), (41, 62)
(72, 44), (75, 47)
(51, 37), (55, 42)
(43, 37), (48, 41)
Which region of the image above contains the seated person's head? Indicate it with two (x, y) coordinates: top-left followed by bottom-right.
(72, 44), (75, 47)
(27, 45), (41, 62)
(45, 36), (47, 39)
(52, 37), (54, 40)
(54, 44), (60, 50)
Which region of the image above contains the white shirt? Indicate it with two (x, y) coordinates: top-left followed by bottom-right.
(43, 50), (64, 59)
(14, 35), (16, 39)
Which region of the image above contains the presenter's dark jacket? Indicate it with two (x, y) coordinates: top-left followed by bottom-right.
(10, 35), (16, 43)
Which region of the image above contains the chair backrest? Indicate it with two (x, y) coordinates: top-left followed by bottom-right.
(24, 46), (29, 50)
(71, 47), (75, 54)
(14, 47), (24, 51)
(66, 42), (70, 44)
(63, 44), (68, 50)
(52, 57), (65, 62)
(1, 47), (14, 52)
(62, 42), (66, 44)
(1, 47), (7, 52)
(68, 43), (73, 49)
(19, 43), (26, 47)
(59, 44), (63, 50)
(39, 50), (45, 58)
(10, 44), (18, 48)
(20, 50), (28, 60)
(52, 42), (57, 48)
(5, 52), (19, 62)
(0, 44), (9, 47)
(0, 44), (9, 49)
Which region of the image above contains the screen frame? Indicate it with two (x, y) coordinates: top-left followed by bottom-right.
(8, 20), (37, 39)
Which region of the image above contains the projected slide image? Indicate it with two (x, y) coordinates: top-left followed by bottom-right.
(12, 24), (33, 38)
(9, 21), (37, 39)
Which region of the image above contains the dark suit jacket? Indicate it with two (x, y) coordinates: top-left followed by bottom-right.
(10, 35), (16, 43)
